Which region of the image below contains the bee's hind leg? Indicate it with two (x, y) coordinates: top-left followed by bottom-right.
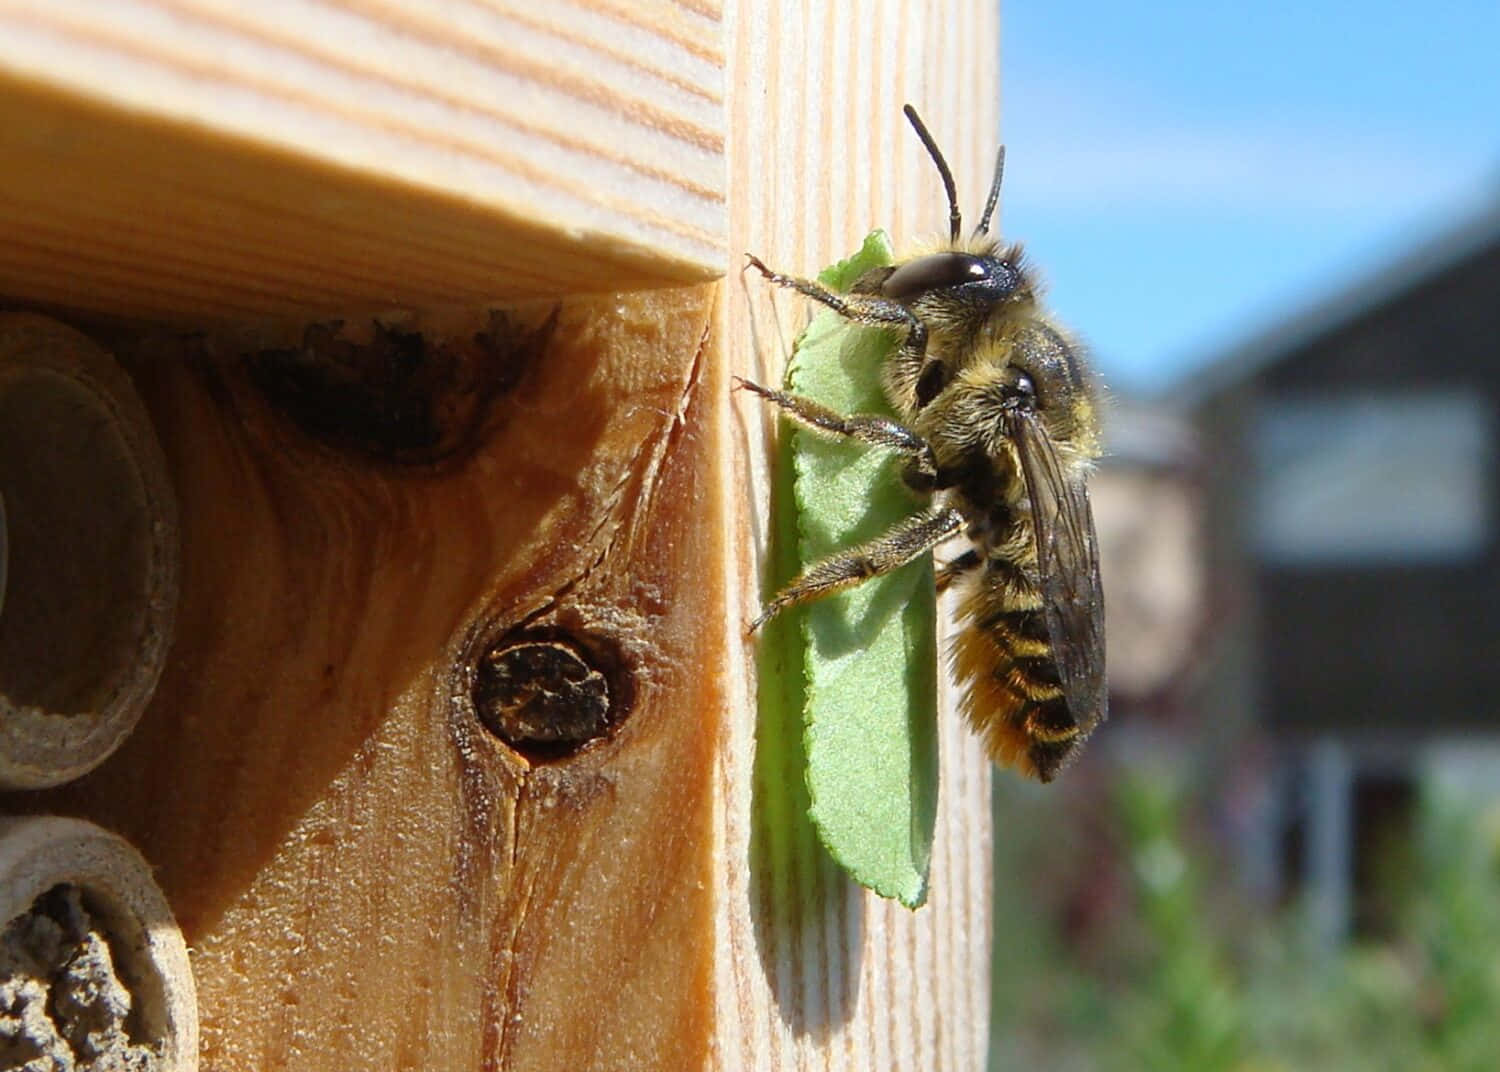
(750, 507), (963, 631)
(935, 548), (983, 594)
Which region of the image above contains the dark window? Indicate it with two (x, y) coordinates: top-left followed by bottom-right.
(1254, 392), (1491, 563)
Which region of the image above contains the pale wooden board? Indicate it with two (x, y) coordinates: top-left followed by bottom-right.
(0, 0), (725, 321)
(29, 288), (726, 1070)
(0, 0), (1002, 1067)
(719, 1), (1001, 1068)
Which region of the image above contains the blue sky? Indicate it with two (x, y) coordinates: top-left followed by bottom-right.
(1001, 0), (1500, 395)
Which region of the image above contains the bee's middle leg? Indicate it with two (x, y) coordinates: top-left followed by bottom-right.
(751, 507), (964, 631)
(744, 254), (952, 409)
(734, 377), (938, 484)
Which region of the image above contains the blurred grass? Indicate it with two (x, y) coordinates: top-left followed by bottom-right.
(989, 768), (1500, 1071)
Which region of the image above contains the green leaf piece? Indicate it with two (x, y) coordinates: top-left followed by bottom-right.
(768, 231), (941, 908)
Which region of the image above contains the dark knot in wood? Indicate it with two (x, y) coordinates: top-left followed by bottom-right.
(473, 632), (626, 759)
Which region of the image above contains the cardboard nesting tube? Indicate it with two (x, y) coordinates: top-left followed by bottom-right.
(0, 314), (179, 789)
(0, 815), (198, 1070)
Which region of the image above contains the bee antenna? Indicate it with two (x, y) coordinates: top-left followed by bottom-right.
(974, 145), (1005, 237)
(902, 105), (961, 243)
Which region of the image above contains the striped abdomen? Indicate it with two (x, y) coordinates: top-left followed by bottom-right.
(951, 555), (1083, 782)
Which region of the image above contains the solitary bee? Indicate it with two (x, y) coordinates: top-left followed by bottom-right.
(742, 105), (1106, 781)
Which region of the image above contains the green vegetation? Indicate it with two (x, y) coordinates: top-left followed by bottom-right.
(757, 233), (939, 908)
(990, 770), (1500, 1071)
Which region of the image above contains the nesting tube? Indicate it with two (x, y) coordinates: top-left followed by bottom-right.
(0, 314), (179, 789)
(0, 815), (198, 1069)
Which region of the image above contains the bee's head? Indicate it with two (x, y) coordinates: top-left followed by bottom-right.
(877, 250), (1030, 308)
(1008, 323), (1101, 457)
(890, 106), (1035, 320)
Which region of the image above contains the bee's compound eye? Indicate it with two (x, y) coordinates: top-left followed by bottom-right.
(881, 253), (992, 301)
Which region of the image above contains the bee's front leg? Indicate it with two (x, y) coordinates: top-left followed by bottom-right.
(733, 377), (938, 485)
(745, 253), (929, 356)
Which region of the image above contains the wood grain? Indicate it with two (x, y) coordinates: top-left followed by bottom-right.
(719, 1), (1000, 1068)
(0, 1), (724, 321)
(26, 287), (723, 1070)
(0, 1), (1001, 1066)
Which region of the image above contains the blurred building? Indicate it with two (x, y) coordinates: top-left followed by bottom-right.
(1171, 201), (1500, 943)
(1093, 400), (1206, 709)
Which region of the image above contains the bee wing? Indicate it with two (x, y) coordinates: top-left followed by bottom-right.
(1009, 412), (1108, 735)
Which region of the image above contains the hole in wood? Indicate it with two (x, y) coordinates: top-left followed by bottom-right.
(0, 370), (146, 715)
(246, 308), (558, 465)
(472, 629), (633, 760)
(0, 314), (179, 789)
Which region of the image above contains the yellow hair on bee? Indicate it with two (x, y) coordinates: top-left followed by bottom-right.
(951, 568), (1083, 782)
(952, 619), (1038, 778)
